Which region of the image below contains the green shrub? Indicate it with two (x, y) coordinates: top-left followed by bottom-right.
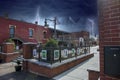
(5, 38), (15, 50)
(44, 38), (58, 48)
(5, 38), (14, 43)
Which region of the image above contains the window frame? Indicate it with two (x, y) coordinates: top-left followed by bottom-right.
(43, 30), (47, 39)
(9, 25), (15, 38)
(29, 28), (34, 38)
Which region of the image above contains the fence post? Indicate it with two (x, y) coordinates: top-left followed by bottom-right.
(23, 43), (36, 59)
(50, 48), (53, 65)
(75, 47), (77, 58)
(59, 47), (61, 63)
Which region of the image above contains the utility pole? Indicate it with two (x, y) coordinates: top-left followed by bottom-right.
(44, 17), (57, 39)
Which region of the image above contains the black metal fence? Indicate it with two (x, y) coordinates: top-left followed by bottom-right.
(0, 45), (2, 53)
(32, 46), (90, 64)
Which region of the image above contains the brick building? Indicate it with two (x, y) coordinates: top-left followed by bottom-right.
(71, 31), (89, 47)
(58, 31), (89, 47)
(0, 16), (90, 47)
(0, 16), (51, 46)
(98, 0), (120, 80)
(0, 16), (52, 62)
(0, 16), (90, 62)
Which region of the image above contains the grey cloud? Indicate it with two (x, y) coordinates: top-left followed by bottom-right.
(0, 0), (98, 34)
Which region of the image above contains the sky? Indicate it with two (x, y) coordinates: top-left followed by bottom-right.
(0, 0), (98, 35)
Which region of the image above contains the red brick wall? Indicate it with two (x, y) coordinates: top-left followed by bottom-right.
(0, 17), (51, 44)
(23, 54), (94, 78)
(0, 53), (20, 62)
(23, 43), (36, 59)
(3, 43), (14, 53)
(98, 0), (120, 80)
(87, 69), (100, 80)
(71, 31), (89, 39)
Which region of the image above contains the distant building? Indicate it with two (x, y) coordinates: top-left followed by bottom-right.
(57, 31), (90, 47)
(70, 31), (90, 47)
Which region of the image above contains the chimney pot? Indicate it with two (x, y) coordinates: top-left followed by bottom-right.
(35, 21), (38, 25)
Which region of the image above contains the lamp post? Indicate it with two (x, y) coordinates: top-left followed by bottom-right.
(44, 17), (57, 39)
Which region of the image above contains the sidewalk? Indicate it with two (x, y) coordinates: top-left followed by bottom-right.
(54, 46), (99, 80)
(0, 62), (16, 76)
(0, 62), (54, 80)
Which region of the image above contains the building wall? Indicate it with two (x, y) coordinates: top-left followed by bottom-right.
(0, 16), (89, 46)
(71, 31), (89, 39)
(0, 17), (51, 44)
(98, 0), (120, 80)
(71, 31), (90, 46)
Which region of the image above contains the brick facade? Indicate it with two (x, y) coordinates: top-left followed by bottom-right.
(0, 16), (89, 46)
(98, 0), (120, 80)
(87, 69), (100, 80)
(0, 42), (20, 62)
(0, 52), (20, 62)
(0, 16), (51, 44)
(3, 43), (14, 53)
(23, 43), (36, 59)
(22, 43), (93, 78)
(23, 54), (94, 78)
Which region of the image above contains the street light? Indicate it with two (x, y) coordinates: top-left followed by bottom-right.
(44, 17), (57, 39)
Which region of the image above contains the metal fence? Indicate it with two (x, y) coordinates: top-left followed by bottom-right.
(0, 45), (2, 53)
(32, 46), (90, 64)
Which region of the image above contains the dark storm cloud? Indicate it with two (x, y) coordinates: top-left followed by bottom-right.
(0, 0), (97, 16)
(0, 0), (98, 33)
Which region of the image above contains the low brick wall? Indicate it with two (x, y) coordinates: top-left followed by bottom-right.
(87, 69), (100, 80)
(0, 52), (21, 62)
(102, 75), (120, 80)
(3, 43), (14, 53)
(23, 54), (94, 78)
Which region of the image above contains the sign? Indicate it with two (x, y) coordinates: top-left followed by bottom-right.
(41, 50), (47, 60)
(71, 48), (76, 56)
(79, 37), (84, 46)
(54, 50), (59, 60)
(61, 49), (68, 58)
(16, 46), (19, 50)
(77, 48), (80, 55)
(33, 49), (37, 58)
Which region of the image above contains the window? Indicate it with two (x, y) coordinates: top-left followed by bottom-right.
(9, 25), (15, 38)
(43, 31), (47, 39)
(29, 29), (33, 37)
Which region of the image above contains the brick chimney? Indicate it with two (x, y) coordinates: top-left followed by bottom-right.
(35, 21), (38, 25)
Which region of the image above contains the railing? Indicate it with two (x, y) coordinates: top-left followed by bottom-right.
(32, 46), (90, 64)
